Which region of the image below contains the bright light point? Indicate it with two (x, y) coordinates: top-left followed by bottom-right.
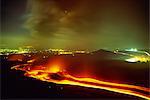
(125, 58), (138, 62)
(125, 48), (138, 52)
(134, 56), (150, 62)
(125, 56), (150, 63)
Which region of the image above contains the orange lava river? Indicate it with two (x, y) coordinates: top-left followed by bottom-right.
(11, 63), (150, 99)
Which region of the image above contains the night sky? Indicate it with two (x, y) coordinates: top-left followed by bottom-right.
(1, 0), (149, 50)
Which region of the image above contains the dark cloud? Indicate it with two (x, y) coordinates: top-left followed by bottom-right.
(25, 0), (106, 38)
(8, 0), (148, 49)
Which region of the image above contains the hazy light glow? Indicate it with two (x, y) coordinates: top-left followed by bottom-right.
(125, 48), (138, 52)
(125, 56), (150, 63)
(125, 58), (138, 62)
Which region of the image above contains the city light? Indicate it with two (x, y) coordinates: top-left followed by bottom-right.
(125, 48), (138, 52)
(125, 56), (150, 63)
(125, 58), (138, 62)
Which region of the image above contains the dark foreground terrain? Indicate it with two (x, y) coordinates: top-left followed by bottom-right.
(1, 51), (149, 99)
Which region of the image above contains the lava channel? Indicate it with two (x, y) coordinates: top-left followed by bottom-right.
(11, 64), (150, 99)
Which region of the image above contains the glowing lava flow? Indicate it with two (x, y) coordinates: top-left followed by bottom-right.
(11, 64), (150, 99)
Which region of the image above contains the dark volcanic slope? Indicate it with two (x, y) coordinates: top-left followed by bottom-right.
(1, 51), (149, 99)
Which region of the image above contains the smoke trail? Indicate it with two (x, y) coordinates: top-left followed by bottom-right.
(24, 0), (148, 49)
(25, 0), (62, 37)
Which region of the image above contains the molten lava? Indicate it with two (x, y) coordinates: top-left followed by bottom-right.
(11, 63), (150, 99)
